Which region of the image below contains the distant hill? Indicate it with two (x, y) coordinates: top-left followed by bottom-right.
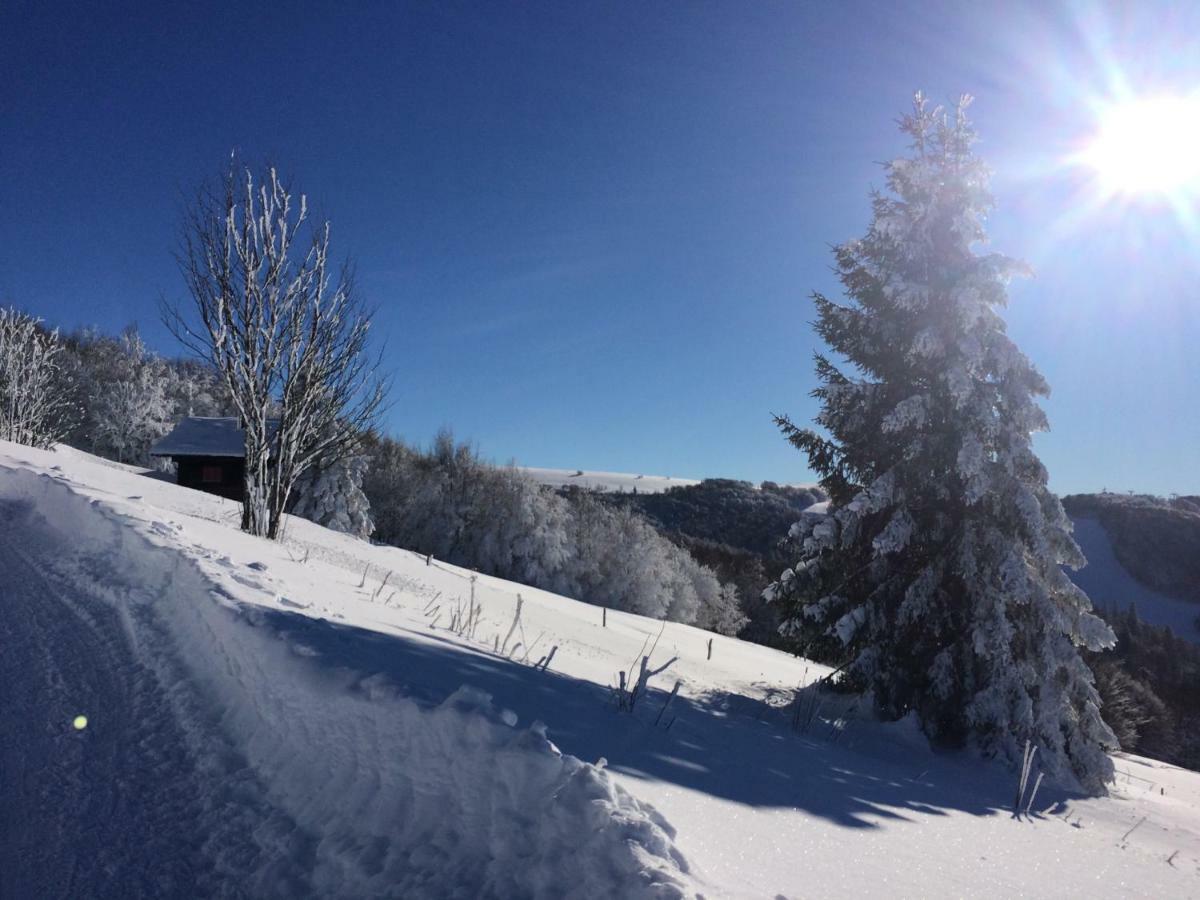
(518, 467), (701, 494)
(543, 475), (827, 647)
(1063, 493), (1200, 625)
(593, 477), (825, 556)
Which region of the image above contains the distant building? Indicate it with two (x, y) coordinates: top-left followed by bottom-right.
(150, 416), (270, 501)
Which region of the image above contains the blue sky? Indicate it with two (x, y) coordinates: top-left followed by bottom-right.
(2, 1), (1197, 494)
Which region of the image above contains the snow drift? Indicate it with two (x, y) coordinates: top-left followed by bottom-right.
(0, 466), (693, 898)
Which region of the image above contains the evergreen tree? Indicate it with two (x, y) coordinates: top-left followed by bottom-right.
(767, 94), (1117, 792)
(291, 455), (375, 540)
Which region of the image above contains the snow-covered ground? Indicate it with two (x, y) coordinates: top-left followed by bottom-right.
(3, 442), (1199, 898)
(1069, 516), (1200, 644)
(518, 466), (702, 494)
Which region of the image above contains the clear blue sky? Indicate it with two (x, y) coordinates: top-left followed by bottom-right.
(2, 1), (1196, 494)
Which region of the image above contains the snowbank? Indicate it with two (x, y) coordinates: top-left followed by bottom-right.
(0, 464), (693, 898)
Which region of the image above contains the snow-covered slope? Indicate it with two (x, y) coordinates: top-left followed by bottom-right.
(4, 441), (1200, 898)
(518, 466), (821, 495)
(1069, 516), (1200, 644)
(519, 466), (702, 494)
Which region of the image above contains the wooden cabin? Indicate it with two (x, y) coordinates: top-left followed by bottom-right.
(149, 417), (250, 501)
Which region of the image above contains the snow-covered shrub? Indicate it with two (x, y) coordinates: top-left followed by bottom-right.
(362, 432), (738, 629)
(0, 307), (73, 449)
(291, 455), (375, 539)
(694, 582), (748, 636)
(767, 94), (1117, 792)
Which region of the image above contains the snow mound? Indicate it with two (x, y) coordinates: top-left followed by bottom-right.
(0, 465), (693, 898)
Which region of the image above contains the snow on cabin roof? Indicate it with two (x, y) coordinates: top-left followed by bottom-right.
(150, 417), (252, 458)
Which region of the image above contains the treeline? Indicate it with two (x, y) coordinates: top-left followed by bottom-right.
(583, 478), (826, 646)
(57, 325), (234, 465)
(1062, 492), (1200, 603)
(1088, 605), (1200, 770)
(362, 432), (747, 633)
(600, 478), (825, 555)
(15, 315), (747, 635)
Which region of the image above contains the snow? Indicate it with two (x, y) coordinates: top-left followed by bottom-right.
(1068, 515), (1200, 644)
(4, 440), (1200, 897)
(518, 466), (821, 495)
(149, 415), (248, 458)
(519, 466), (702, 494)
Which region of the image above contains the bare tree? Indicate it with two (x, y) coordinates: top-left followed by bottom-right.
(0, 307), (73, 449)
(164, 159), (385, 539)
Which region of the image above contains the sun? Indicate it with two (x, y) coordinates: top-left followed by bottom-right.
(1079, 95), (1200, 198)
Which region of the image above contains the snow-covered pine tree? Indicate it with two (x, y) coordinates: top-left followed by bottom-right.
(767, 93), (1118, 792)
(291, 455), (375, 540)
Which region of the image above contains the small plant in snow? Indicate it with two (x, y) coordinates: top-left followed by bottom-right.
(613, 622), (679, 715)
(654, 680), (681, 727)
(370, 570), (392, 602)
(791, 683), (825, 734)
(1013, 740), (1039, 817)
(500, 595), (524, 657)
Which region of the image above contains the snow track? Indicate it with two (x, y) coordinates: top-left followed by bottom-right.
(0, 493), (313, 899)
(0, 469), (693, 899)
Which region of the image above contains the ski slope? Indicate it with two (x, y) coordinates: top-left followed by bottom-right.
(3, 441), (1199, 898)
(1069, 516), (1200, 644)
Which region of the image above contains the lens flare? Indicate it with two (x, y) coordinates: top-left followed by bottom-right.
(1079, 95), (1200, 197)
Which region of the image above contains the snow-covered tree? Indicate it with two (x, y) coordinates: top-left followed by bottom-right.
(56, 326), (233, 465)
(767, 94), (1117, 792)
(291, 454), (375, 539)
(93, 329), (173, 463)
(0, 307), (73, 449)
(695, 582), (747, 637)
(362, 432), (737, 630)
(166, 159), (386, 539)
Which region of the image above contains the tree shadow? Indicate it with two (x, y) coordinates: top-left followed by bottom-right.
(244, 605), (1075, 831)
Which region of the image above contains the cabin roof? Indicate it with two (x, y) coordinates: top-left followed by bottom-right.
(150, 416), (277, 459)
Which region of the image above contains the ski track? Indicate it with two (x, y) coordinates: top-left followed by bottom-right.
(0, 495), (316, 899)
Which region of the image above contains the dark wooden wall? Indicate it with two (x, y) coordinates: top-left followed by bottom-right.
(174, 456), (245, 501)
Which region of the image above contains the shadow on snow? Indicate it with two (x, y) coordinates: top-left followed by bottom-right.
(243, 604), (1062, 831)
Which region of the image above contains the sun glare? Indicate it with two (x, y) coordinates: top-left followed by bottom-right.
(1080, 95), (1200, 197)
